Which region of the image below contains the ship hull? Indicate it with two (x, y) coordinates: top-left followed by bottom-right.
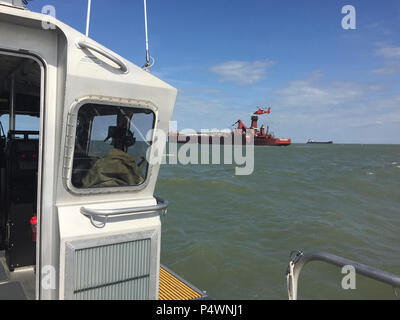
(307, 141), (333, 144)
(254, 137), (291, 146)
(169, 134), (291, 146)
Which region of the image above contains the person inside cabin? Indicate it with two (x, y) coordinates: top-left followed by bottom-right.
(81, 115), (145, 188)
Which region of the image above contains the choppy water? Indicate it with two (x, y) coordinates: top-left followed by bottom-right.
(156, 144), (400, 300)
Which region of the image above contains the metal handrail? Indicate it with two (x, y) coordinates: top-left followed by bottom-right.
(76, 40), (129, 73)
(81, 196), (168, 228)
(286, 250), (400, 300)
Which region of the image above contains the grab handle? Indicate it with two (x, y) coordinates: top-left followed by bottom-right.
(77, 40), (128, 73)
(81, 196), (168, 228)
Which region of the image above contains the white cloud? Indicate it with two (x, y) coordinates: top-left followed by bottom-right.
(372, 62), (400, 76)
(209, 59), (274, 85)
(373, 45), (400, 76)
(269, 71), (400, 143)
(375, 46), (400, 58)
(275, 71), (383, 108)
(172, 93), (251, 131)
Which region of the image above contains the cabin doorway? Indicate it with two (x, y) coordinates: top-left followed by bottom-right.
(0, 51), (43, 300)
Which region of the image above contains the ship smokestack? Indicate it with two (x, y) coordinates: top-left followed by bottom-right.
(251, 115), (258, 131)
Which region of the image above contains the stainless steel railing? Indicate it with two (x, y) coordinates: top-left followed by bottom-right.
(81, 196), (168, 228)
(286, 250), (400, 300)
(76, 40), (129, 73)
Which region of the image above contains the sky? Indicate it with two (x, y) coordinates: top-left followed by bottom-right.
(25, 0), (400, 144)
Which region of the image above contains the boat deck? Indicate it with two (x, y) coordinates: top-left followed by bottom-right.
(159, 265), (207, 300)
(0, 252), (35, 300)
(0, 251), (207, 300)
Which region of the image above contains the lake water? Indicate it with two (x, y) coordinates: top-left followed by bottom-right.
(156, 143), (400, 300)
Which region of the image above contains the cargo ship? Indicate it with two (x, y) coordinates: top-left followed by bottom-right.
(169, 107), (291, 146)
(307, 139), (333, 144)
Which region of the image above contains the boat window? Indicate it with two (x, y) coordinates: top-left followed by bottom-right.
(0, 114), (39, 134)
(71, 103), (155, 189)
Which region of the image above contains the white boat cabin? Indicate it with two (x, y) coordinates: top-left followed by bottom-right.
(0, 0), (181, 300)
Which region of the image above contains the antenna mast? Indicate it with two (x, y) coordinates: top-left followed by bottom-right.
(85, 0), (92, 37)
(143, 0), (153, 71)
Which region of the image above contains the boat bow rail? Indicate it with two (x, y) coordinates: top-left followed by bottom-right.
(286, 250), (400, 300)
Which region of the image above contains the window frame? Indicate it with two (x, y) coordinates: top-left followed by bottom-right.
(63, 96), (158, 195)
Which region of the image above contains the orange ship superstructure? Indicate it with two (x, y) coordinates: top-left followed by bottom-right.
(169, 107), (291, 146)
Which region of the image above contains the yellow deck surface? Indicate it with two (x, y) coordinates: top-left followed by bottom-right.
(159, 266), (202, 300)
